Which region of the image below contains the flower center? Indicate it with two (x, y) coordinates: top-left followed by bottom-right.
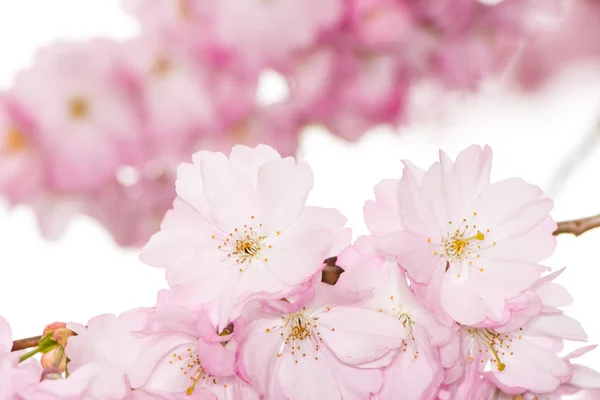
(444, 231), (485, 261)
(167, 347), (220, 395)
(213, 216), (278, 270)
(390, 303), (418, 358)
(151, 56), (171, 78)
(178, 0), (192, 20)
(265, 307), (327, 363)
(465, 327), (508, 371)
(3, 127), (26, 153)
(429, 213), (495, 270)
(68, 97), (89, 120)
(235, 237), (262, 258)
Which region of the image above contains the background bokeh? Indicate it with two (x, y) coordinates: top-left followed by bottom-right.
(1, 0), (600, 371)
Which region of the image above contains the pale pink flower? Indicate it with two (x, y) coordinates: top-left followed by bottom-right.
(0, 315), (43, 399)
(10, 40), (142, 191)
(376, 145), (556, 325)
(66, 310), (151, 376)
(23, 362), (131, 400)
(62, 309), (217, 399)
(23, 361), (216, 400)
(141, 145), (350, 330)
(0, 96), (43, 203)
(129, 290), (258, 399)
(443, 272), (587, 395)
(468, 345), (600, 400)
(209, 0), (344, 66)
(122, 36), (216, 160)
(476, 267), (573, 331)
(336, 235), (452, 400)
(235, 282), (406, 399)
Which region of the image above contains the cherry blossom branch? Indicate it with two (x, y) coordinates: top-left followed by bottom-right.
(8, 224), (596, 351)
(11, 335), (42, 352)
(554, 214), (600, 236)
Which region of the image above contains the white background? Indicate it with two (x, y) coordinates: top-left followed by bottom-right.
(1, 0), (600, 370)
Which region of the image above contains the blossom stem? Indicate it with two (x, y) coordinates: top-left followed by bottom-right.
(322, 256), (343, 285)
(11, 335), (42, 352)
(554, 214), (600, 236)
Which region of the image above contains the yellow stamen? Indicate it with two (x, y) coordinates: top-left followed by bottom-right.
(4, 127), (26, 152)
(69, 97), (89, 120)
(489, 344), (506, 371)
(186, 368), (204, 396)
(151, 56), (171, 77)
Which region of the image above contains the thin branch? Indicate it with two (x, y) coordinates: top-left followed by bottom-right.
(547, 120), (600, 198)
(322, 256), (344, 285)
(554, 214), (600, 237)
(11, 335), (42, 352)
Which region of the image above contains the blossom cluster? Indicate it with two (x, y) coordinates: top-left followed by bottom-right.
(0, 0), (556, 247)
(515, 0), (600, 90)
(2, 144), (600, 399)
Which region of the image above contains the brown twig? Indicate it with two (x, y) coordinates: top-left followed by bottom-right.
(554, 214), (600, 237)
(322, 256), (344, 285)
(11, 335), (42, 352)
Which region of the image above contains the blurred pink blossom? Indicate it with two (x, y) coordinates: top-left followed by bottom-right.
(11, 40), (143, 191)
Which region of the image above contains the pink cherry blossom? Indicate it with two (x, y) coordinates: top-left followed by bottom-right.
(443, 271), (587, 395)
(62, 309), (218, 399)
(141, 145), (350, 330)
(0, 315), (43, 399)
(476, 267), (573, 331)
(10, 40), (142, 191)
(468, 345), (600, 400)
(65, 310), (151, 376)
(22, 362), (131, 400)
(208, 0), (344, 67)
(336, 235), (452, 399)
(0, 96), (43, 204)
(23, 361), (216, 400)
(375, 144), (557, 325)
(121, 36), (216, 161)
(235, 282), (406, 399)
(129, 290), (258, 399)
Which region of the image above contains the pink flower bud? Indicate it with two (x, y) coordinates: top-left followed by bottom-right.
(41, 348), (67, 372)
(42, 322), (74, 347)
(41, 366), (63, 381)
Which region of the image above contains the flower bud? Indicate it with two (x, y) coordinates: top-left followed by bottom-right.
(42, 322), (74, 347)
(40, 322), (75, 372)
(41, 366), (63, 381)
